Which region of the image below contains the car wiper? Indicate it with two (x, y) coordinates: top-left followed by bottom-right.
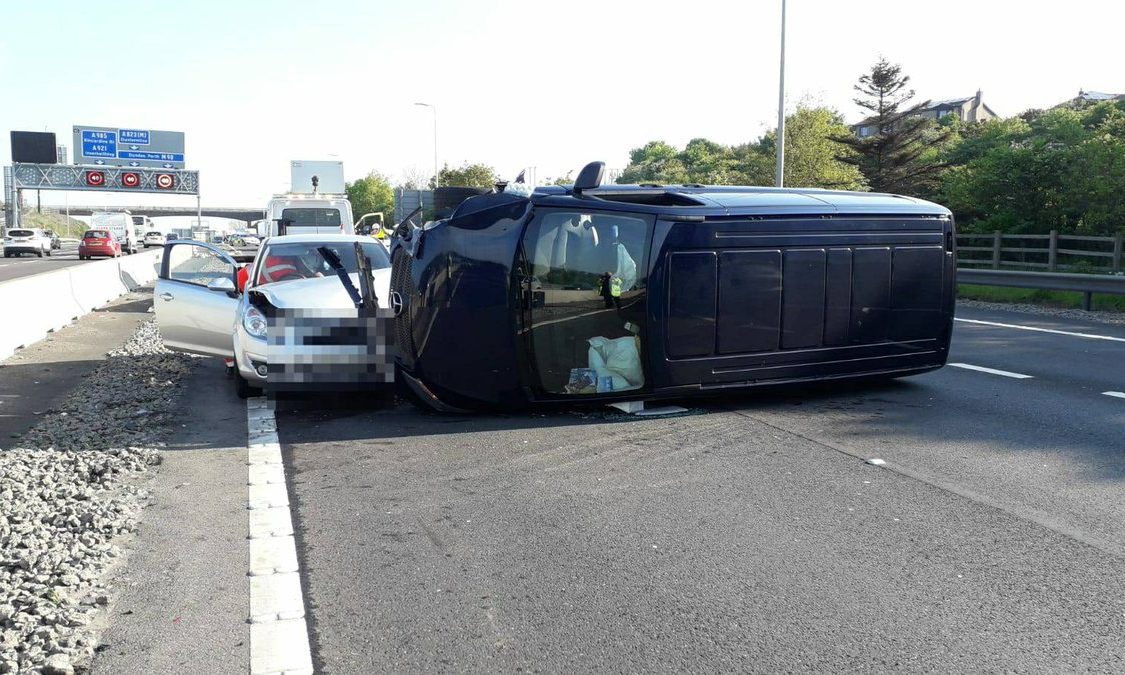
(352, 241), (379, 309)
(316, 246), (364, 308)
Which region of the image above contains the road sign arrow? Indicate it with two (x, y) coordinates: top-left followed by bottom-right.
(129, 161), (140, 167)
(94, 160), (105, 165)
(162, 163), (173, 168)
(130, 145), (139, 150)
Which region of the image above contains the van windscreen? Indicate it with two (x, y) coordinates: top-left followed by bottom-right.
(281, 208), (341, 228)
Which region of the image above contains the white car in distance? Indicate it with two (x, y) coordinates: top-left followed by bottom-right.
(153, 234), (394, 398)
(143, 231), (166, 248)
(3, 228), (52, 257)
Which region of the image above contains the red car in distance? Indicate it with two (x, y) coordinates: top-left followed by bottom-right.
(78, 229), (122, 260)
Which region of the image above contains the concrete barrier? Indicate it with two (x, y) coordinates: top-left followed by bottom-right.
(0, 249), (162, 360)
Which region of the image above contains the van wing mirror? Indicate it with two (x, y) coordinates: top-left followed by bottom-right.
(573, 161), (605, 195)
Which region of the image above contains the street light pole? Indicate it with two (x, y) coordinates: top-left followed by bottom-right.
(414, 102), (439, 188)
(775, 0), (787, 188)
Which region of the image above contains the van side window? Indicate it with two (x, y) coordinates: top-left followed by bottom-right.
(528, 212), (649, 292)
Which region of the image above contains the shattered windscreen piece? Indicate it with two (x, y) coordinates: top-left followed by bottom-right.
(265, 307), (395, 390)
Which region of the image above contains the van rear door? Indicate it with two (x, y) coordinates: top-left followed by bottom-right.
(649, 214), (954, 390)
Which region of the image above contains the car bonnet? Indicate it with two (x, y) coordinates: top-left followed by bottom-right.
(249, 268), (392, 310)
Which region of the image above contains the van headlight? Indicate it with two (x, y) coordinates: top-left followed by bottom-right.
(243, 306), (268, 339)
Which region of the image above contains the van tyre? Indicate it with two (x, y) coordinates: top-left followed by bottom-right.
(235, 373), (262, 399)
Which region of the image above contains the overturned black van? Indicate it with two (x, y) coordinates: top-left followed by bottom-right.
(389, 162), (955, 411)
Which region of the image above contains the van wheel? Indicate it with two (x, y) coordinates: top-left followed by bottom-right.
(46, 249), (52, 257)
(37, 251), (44, 258)
(235, 373), (263, 399)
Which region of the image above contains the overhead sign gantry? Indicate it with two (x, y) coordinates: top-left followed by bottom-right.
(4, 127), (199, 230)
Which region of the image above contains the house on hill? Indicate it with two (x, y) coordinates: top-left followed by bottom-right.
(1069, 90), (1123, 105)
(853, 90), (998, 137)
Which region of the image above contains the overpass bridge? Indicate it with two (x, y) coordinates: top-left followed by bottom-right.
(64, 205), (265, 222)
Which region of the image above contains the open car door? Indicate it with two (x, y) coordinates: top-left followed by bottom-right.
(154, 240), (239, 357)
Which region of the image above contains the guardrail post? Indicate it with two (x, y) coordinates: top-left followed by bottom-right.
(1114, 231), (1123, 273)
(1083, 292), (1093, 311)
(1048, 230), (1058, 272)
(992, 231), (1002, 269)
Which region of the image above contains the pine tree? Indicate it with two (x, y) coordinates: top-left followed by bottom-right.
(833, 58), (951, 195)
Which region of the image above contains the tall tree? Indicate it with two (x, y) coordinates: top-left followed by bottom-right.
(432, 162), (499, 189)
(346, 172), (395, 222)
(759, 107), (867, 190)
(832, 58), (950, 195)
(617, 106), (865, 189)
(937, 101), (1125, 235)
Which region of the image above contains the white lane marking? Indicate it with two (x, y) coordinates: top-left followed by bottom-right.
(246, 398), (314, 675)
(1103, 391), (1125, 400)
(955, 318), (1125, 343)
(948, 363), (1034, 379)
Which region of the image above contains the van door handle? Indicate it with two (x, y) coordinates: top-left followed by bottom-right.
(159, 292), (174, 302)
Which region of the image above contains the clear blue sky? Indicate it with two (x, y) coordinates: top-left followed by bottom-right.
(2, 0), (1121, 207)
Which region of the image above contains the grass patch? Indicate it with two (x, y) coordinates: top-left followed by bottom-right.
(17, 212), (87, 238)
(958, 283), (1125, 312)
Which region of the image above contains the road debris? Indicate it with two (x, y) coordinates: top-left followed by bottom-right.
(0, 320), (195, 673)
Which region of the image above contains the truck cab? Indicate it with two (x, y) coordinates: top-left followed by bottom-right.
(263, 194), (355, 237)
(260, 160), (356, 237)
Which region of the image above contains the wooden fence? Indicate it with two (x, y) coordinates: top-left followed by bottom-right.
(957, 231), (1124, 273)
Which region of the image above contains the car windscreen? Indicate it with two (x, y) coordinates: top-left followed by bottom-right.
(7, 230), (33, 237)
(255, 241), (390, 286)
(280, 208), (341, 228)
(145, 231), (162, 236)
(84, 231), (110, 239)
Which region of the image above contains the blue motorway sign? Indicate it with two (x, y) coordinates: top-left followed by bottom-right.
(119, 129), (149, 146)
(81, 130), (117, 159)
(72, 125), (184, 168)
(118, 150), (184, 162)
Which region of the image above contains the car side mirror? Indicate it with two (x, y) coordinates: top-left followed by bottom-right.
(207, 277), (236, 293)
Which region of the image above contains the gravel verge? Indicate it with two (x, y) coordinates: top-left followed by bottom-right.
(0, 321), (195, 674)
(957, 298), (1125, 326)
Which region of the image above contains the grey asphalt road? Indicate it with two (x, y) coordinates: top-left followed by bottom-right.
(0, 243), (162, 283)
(93, 358), (250, 675)
(276, 306), (1125, 672)
(0, 242), (84, 282)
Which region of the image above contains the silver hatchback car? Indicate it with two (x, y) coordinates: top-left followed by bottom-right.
(153, 235), (395, 398)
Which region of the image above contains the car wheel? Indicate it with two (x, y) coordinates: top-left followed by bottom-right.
(37, 250), (44, 258)
(235, 373), (263, 399)
(46, 249), (52, 257)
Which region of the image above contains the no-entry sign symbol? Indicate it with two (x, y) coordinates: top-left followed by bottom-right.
(121, 172), (140, 188)
(84, 170), (105, 187)
(155, 173), (175, 189)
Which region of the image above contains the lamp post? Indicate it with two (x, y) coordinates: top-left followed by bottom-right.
(775, 0), (787, 188)
(414, 102), (439, 188)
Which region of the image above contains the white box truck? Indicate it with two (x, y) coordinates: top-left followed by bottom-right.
(91, 211), (141, 254)
(261, 160), (355, 237)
